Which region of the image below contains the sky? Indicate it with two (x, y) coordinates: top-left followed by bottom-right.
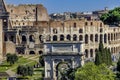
(5, 0), (120, 14)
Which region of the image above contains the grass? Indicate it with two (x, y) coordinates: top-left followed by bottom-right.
(0, 56), (32, 72)
(0, 56), (38, 72)
(16, 67), (44, 80)
(0, 55), (44, 79)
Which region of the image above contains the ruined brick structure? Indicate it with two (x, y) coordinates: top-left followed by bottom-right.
(0, 0), (120, 62)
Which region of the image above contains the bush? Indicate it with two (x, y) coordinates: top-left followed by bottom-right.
(6, 53), (18, 65)
(17, 65), (33, 76)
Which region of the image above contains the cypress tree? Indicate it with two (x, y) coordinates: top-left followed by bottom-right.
(95, 51), (102, 65)
(95, 43), (112, 66)
(117, 58), (120, 72)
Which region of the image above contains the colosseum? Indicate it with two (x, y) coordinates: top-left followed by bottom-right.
(0, 0), (120, 61)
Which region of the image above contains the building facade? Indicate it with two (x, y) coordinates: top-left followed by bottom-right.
(0, 0), (120, 62)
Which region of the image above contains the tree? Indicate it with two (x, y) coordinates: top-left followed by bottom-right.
(100, 7), (120, 26)
(39, 56), (44, 67)
(17, 65), (34, 76)
(117, 58), (120, 72)
(95, 43), (112, 66)
(6, 54), (18, 65)
(75, 62), (115, 80)
(116, 58), (120, 79)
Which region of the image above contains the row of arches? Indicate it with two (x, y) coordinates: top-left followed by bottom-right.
(53, 28), (83, 34)
(17, 49), (43, 55)
(85, 46), (120, 58)
(50, 32), (120, 44)
(53, 34), (79, 41)
(21, 35), (43, 44)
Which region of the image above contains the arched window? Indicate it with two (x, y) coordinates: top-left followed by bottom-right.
(100, 23), (102, 27)
(90, 34), (93, 42)
(22, 35), (27, 44)
(29, 35), (35, 42)
(90, 49), (93, 57)
(73, 34), (77, 41)
(79, 35), (83, 41)
(111, 33), (113, 41)
(73, 23), (76, 28)
(53, 35), (57, 41)
(66, 35), (71, 41)
(29, 51), (35, 54)
(85, 34), (88, 44)
(85, 49), (88, 58)
(91, 22), (93, 26)
(39, 51), (43, 54)
(108, 33), (110, 41)
(85, 22), (88, 26)
(100, 34), (103, 43)
(79, 29), (83, 33)
(104, 34), (107, 43)
(39, 35), (43, 43)
(60, 35), (64, 41)
(95, 34), (98, 42)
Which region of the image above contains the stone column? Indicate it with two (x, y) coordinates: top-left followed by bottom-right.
(0, 19), (3, 59)
(52, 59), (56, 80)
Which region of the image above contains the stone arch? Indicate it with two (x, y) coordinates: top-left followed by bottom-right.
(29, 51), (35, 54)
(39, 50), (43, 54)
(100, 23), (102, 27)
(95, 34), (98, 42)
(79, 29), (83, 33)
(22, 35), (27, 44)
(39, 35), (43, 43)
(60, 35), (64, 41)
(90, 49), (93, 57)
(73, 34), (77, 41)
(66, 34), (71, 41)
(108, 33), (110, 41)
(29, 35), (35, 42)
(100, 34), (103, 43)
(111, 33), (113, 41)
(56, 61), (70, 80)
(73, 22), (76, 28)
(53, 35), (57, 41)
(90, 34), (93, 42)
(79, 35), (83, 41)
(104, 34), (107, 43)
(85, 22), (88, 26)
(114, 33), (116, 40)
(85, 49), (88, 58)
(91, 22), (93, 26)
(85, 34), (88, 44)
